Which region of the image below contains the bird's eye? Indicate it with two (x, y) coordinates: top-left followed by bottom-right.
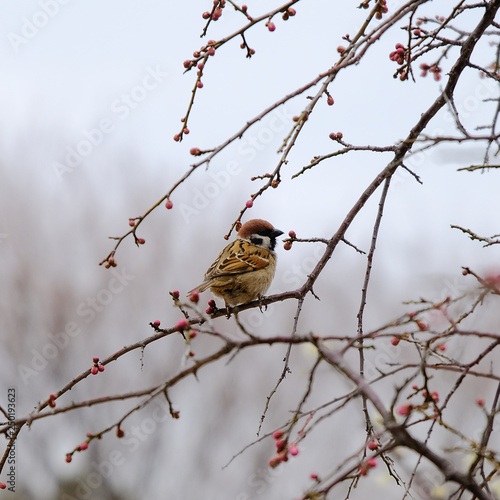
(250, 236), (263, 246)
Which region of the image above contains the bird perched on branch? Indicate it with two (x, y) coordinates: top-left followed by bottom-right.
(189, 219), (283, 315)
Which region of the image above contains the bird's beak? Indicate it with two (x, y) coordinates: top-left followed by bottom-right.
(272, 229), (284, 238)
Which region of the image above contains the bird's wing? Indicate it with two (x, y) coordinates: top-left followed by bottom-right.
(204, 239), (271, 280)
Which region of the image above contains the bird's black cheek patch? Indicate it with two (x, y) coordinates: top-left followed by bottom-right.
(250, 236), (263, 246)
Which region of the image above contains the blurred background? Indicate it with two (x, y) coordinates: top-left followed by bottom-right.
(1, 1), (499, 499)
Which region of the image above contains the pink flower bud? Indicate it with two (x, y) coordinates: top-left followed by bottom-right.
(246, 199), (253, 208)
(267, 22), (276, 32)
(272, 430), (284, 440)
(176, 319), (189, 330)
(79, 442), (88, 451)
(289, 445), (299, 456)
(397, 404), (412, 416)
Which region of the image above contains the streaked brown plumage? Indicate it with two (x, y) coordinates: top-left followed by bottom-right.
(190, 219), (283, 309)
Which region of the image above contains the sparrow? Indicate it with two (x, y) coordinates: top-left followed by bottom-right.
(190, 219), (283, 313)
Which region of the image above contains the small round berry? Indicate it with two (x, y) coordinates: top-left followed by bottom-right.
(476, 398), (485, 407)
(190, 291), (200, 303)
(368, 440), (379, 450)
(171, 290), (180, 300)
(246, 199), (253, 208)
(329, 132), (336, 140)
(310, 473), (318, 480)
(93, 357), (99, 364)
(337, 46), (346, 54)
(391, 337), (400, 346)
(271, 179), (279, 188)
(116, 428), (125, 438)
(128, 218), (135, 227)
(288, 230), (296, 238)
(327, 95), (334, 106)
(0, 482), (6, 489)
(206, 307), (214, 314)
(190, 148), (201, 156)
(184, 127), (190, 134)
(289, 445), (299, 456)
(366, 457), (377, 468)
(208, 299), (216, 308)
(267, 22), (276, 32)
(241, 5), (247, 12)
(165, 199), (173, 210)
(197, 81), (204, 89)
(79, 442), (88, 451)
(287, 7), (296, 16)
(137, 238), (146, 245)
(202, 11), (210, 19)
(98, 364), (105, 372)
(293, 115), (300, 122)
(208, 46), (216, 56)
(65, 455), (72, 463)
(269, 456), (281, 468)
(153, 320), (161, 327)
(284, 241), (292, 251)
(336, 132), (343, 139)
(183, 60), (191, 69)
(91, 366), (98, 375)
(188, 330), (197, 339)
(173, 134), (180, 142)
(188, 351), (195, 357)
(437, 343), (446, 351)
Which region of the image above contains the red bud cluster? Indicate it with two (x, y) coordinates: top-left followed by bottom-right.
(389, 43), (407, 65)
(420, 63), (442, 81)
(91, 356), (105, 375)
(375, 0), (388, 19)
(206, 299), (217, 315)
(268, 429), (300, 468)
